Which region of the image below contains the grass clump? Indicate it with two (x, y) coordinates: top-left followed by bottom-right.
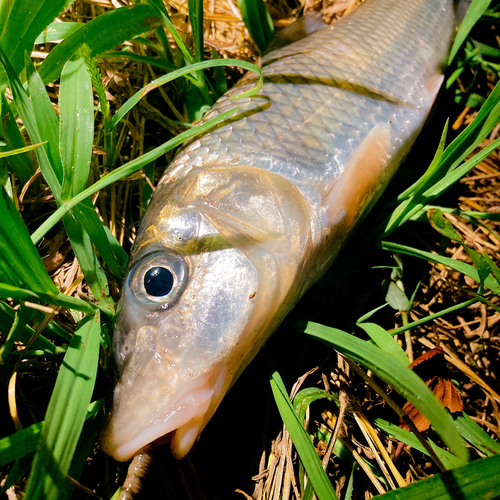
(0, 0), (499, 499)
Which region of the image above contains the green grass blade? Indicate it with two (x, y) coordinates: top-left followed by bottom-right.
(0, 302), (66, 354)
(27, 51), (126, 279)
(189, 0), (204, 63)
(31, 107), (237, 244)
(482, 251), (500, 285)
(24, 312), (100, 500)
(26, 54), (64, 183)
(0, 304), (33, 364)
(421, 134), (500, 200)
(345, 462), (356, 500)
(396, 121), (448, 202)
(300, 321), (469, 465)
(357, 322), (409, 366)
(59, 50), (93, 201)
(71, 200), (127, 279)
(0, 455), (32, 495)
(294, 388), (339, 423)
(385, 133), (500, 236)
(0, 282), (99, 315)
(34, 21), (84, 44)
(145, 0), (195, 64)
(383, 81), (500, 236)
(98, 51), (177, 72)
(448, 0), (493, 64)
(0, 95), (34, 183)
(0, 423), (42, 467)
(0, 186), (57, 293)
(237, 0), (274, 53)
(38, 5), (161, 84)
(0, 46), (61, 198)
(455, 412), (500, 456)
(269, 367), (339, 500)
(374, 454), (500, 500)
(0, 401), (103, 494)
(0, 141), (46, 158)
(109, 58), (262, 130)
(0, 0), (9, 27)
(440, 79), (500, 173)
(374, 419), (462, 470)
(27, 50), (126, 280)
(150, 0), (213, 106)
(380, 241), (500, 293)
(62, 214), (114, 311)
(0, 0), (73, 85)
(212, 49), (228, 97)
(389, 298), (479, 336)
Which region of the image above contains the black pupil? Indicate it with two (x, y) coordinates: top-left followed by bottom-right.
(144, 267), (174, 297)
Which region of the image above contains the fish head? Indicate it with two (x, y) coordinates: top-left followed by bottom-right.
(100, 165), (315, 461)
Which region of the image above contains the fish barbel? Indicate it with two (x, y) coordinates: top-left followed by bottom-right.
(101, 0), (456, 461)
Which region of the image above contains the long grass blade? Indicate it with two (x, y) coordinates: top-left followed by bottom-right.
(0, 302), (67, 354)
(374, 454), (500, 499)
(269, 366), (339, 500)
(0, 186), (57, 293)
(0, 283), (99, 315)
(34, 21), (84, 45)
(109, 58), (262, 130)
(98, 51), (177, 72)
(0, 423), (42, 467)
(380, 240), (500, 293)
(238, 0), (274, 53)
(24, 312), (101, 500)
(374, 419), (462, 470)
(189, 0), (204, 63)
(26, 52), (126, 279)
(383, 81), (500, 236)
(0, 0), (72, 85)
(454, 412), (500, 456)
(145, 0), (194, 64)
(38, 5), (161, 84)
(357, 323), (409, 366)
(59, 49), (93, 201)
(0, 95), (34, 183)
(0, 141), (46, 158)
(31, 107), (238, 244)
(299, 321), (469, 465)
(448, 0), (493, 64)
(0, 46), (61, 197)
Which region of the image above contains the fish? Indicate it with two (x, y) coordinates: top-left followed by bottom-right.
(101, 0), (457, 462)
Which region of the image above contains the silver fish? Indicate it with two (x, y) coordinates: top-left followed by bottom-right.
(101, 0), (456, 461)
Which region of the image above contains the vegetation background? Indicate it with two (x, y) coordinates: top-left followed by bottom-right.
(0, 0), (499, 499)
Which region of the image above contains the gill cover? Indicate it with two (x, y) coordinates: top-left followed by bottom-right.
(100, 166), (315, 460)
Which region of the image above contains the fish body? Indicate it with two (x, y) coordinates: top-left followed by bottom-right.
(101, 0), (456, 461)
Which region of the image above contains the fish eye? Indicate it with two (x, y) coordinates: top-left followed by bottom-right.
(144, 267), (174, 297)
(127, 251), (188, 306)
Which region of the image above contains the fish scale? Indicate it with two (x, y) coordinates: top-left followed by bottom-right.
(101, 0), (456, 462)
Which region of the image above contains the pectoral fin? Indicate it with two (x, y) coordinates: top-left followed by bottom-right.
(325, 123), (392, 229)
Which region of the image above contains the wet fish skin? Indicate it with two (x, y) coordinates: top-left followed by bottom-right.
(101, 0), (456, 461)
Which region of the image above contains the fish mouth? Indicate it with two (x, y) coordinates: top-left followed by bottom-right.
(100, 365), (228, 461)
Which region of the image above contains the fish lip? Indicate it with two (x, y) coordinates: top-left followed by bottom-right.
(101, 365), (228, 462)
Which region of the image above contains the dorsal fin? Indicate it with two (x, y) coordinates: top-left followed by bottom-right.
(264, 12), (328, 54)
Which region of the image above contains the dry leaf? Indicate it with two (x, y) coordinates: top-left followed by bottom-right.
(400, 348), (463, 432)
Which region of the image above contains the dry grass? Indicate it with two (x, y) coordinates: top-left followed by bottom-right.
(1, 0), (499, 499)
